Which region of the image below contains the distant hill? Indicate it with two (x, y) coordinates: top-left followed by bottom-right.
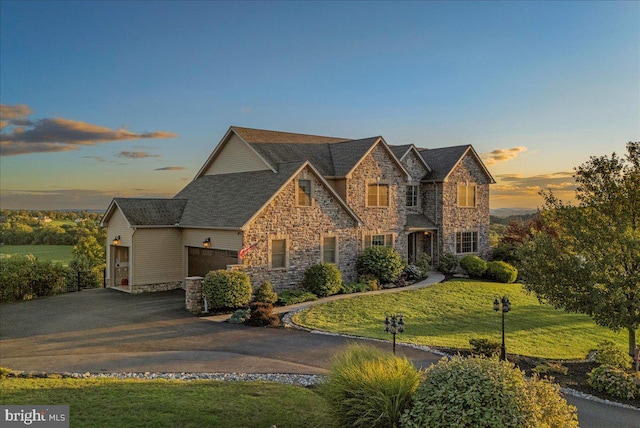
(490, 208), (538, 218)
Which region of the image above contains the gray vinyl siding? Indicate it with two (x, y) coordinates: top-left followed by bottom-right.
(203, 134), (270, 175)
(132, 228), (183, 285)
(104, 208), (132, 285)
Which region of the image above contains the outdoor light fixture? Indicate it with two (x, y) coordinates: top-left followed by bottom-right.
(112, 236), (120, 246)
(384, 314), (405, 355)
(493, 296), (511, 361)
(202, 237), (211, 248)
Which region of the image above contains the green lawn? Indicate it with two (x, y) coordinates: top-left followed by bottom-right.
(0, 245), (74, 266)
(293, 280), (631, 360)
(0, 378), (335, 428)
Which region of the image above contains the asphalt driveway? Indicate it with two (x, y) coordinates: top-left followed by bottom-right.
(1, 288), (638, 427)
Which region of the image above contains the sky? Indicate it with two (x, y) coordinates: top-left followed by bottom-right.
(1, 1), (638, 211)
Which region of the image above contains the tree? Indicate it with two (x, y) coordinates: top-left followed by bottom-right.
(72, 235), (105, 270)
(520, 142), (640, 355)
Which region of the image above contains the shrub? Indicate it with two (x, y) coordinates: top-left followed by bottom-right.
(587, 365), (638, 400)
(228, 309), (251, 324)
(486, 261), (518, 283)
(356, 246), (406, 284)
(469, 338), (501, 357)
(460, 255), (488, 278)
(202, 270), (252, 310)
(437, 253), (458, 275)
(253, 280), (278, 304)
(0, 367), (11, 379)
(359, 274), (381, 291)
(302, 263), (342, 297)
(320, 344), (421, 428)
(0, 256), (70, 302)
(244, 302), (280, 327)
(532, 361), (569, 376)
(414, 253), (432, 279)
(277, 289), (318, 306)
(400, 356), (578, 428)
(339, 282), (369, 294)
(594, 341), (632, 370)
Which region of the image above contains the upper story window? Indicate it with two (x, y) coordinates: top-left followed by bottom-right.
(367, 183), (389, 207)
(271, 238), (287, 269)
(297, 179), (312, 206)
(456, 231), (478, 254)
(406, 185), (418, 208)
(322, 236), (337, 264)
(364, 233), (394, 248)
(457, 182), (476, 208)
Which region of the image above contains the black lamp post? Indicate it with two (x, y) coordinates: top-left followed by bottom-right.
(493, 296), (511, 361)
(384, 314), (405, 355)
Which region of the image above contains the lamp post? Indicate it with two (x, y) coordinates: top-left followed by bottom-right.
(384, 314), (404, 355)
(493, 296), (511, 361)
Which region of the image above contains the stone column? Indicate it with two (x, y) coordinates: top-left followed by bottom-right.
(185, 276), (204, 315)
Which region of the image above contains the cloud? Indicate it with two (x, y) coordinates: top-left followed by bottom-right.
(155, 166), (186, 171)
(0, 104), (177, 156)
(116, 151), (162, 159)
(482, 146), (528, 165)
(82, 155), (110, 163)
(491, 171), (576, 208)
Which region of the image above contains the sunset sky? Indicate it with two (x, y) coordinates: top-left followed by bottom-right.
(1, 1), (638, 211)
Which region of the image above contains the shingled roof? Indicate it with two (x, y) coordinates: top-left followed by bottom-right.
(418, 145), (472, 182)
(106, 198), (187, 226)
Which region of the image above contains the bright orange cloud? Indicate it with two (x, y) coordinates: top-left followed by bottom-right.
(482, 146), (528, 165)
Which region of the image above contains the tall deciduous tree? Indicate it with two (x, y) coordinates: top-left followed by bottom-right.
(520, 142), (640, 355)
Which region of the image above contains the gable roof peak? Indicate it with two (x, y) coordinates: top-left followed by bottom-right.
(231, 126), (350, 144)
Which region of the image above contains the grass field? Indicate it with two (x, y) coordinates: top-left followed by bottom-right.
(293, 279), (631, 360)
(0, 245), (74, 266)
(0, 378), (335, 428)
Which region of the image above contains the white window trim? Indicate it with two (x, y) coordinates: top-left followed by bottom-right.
(269, 236), (289, 270)
(366, 180), (391, 208)
(455, 230), (479, 254)
(406, 183), (420, 208)
(320, 234), (339, 264)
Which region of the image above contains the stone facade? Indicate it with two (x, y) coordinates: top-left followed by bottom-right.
(439, 153), (491, 258)
(346, 144), (408, 255)
(241, 166), (360, 291)
(401, 149), (430, 216)
(185, 276), (204, 314)
(129, 280), (184, 294)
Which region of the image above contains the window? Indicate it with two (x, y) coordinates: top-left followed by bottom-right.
(297, 179), (312, 206)
(271, 239), (287, 269)
(406, 185), (418, 207)
(457, 182), (476, 207)
(322, 236), (337, 263)
(456, 231), (478, 254)
(367, 183), (389, 207)
(364, 234), (394, 248)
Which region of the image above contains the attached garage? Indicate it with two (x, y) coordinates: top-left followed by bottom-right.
(187, 247), (239, 277)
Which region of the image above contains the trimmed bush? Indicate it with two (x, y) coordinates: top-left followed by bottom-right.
(202, 270), (252, 310)
(414, 253), (432, 279)
(358, 274), (381, 291)
(356, 246), (406, 284)
(339, 282), (369, 294)
(486, 261), (518, 283)
(277, 289), (318, 306)
(460, 255), (488, 278)
(469, 338), (500, 357)
(244, 302), (280, 327)
(253, 280), (278, 304)
(532, 361), (569, 376)
(437, 253), (458, 275)
(588, 365), (638, 400)
(320, 344), (421, 428)
(594, 341), (632, 370)
(228, 308), (251, 324)
(302, 263), (342, 297)
(400, 356), (578, 428)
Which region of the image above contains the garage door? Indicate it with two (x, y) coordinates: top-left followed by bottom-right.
(187, 247), (239, 277)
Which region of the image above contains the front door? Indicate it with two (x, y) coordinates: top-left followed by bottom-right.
(113, 245), (129, 287)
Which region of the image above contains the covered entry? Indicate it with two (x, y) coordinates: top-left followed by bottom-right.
(406, 214), (439, 264)
(111, 245), (129, 287)
(187, 247), (239, 277)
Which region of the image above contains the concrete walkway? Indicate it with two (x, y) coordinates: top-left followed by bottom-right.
(203, 271), (446, 322)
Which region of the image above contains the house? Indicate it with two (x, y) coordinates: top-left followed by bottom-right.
(100, 126), (494, 293)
